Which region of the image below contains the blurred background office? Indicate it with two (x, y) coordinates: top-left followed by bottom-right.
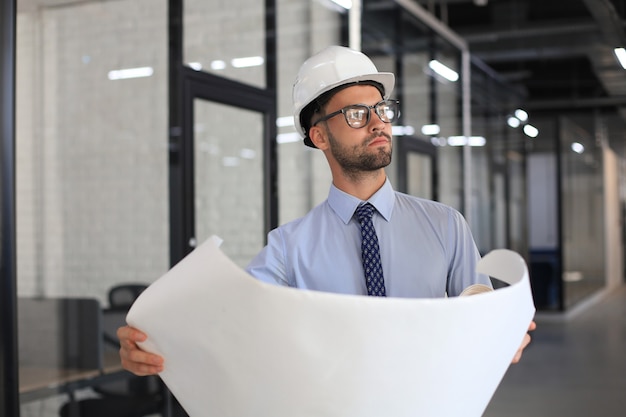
(2, 0), (625, 416)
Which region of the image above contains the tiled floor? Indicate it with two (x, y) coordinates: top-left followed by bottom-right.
(483, 284), (626, 417)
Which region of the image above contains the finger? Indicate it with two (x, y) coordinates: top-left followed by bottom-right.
(528, 320), (537, 331)
(119, 347), (164, 376)
(119, 335), (145, 351)
(511, 333), (532, 364)
(117, 325), (147, 343)
(128, 348), (164, 367)
(120, 355), (163, 376)
(118, 339), (164, 366)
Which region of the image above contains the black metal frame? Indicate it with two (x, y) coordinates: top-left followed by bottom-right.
(167, 0), (278, 265)
(395, 136), (439, 201)
(555, 119), (565, 311)
(168, 0), (186, 266)
(0, 0), (19, 415)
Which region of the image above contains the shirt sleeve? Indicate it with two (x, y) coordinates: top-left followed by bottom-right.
(445, 209), (493, 296)
(245, 227), (290, 287)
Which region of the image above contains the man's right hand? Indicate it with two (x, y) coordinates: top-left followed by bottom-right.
(117, 325), (164, 376)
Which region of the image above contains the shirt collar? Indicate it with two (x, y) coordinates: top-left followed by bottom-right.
(328, 178), (395, 224)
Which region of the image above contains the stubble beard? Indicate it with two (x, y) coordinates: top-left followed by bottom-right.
(327, 129), (393, 179)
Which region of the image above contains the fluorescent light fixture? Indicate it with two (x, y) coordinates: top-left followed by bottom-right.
(277, 132), (301, 144)
(523, 124), (539, 138)
(421, 124), (441, 135)
(392, 125), (416, 136)
(239, 148), (257, 159)
(615, 47), (626, 69)
(231, 56), (264, 68)
(211, 60), (227, 70)
(107, 66), (153, 80)
(330, 0), (352, 9)
(470, 136), (487, 146)
(507, 116), (521, 128)
(276, 116), (294, 127)
(514, 109), (528, 122)
(447, 136), (466, 146)
(571, 142), (585, 154)
(431, 137), (447, 146)
(222, 156), (240, 167)
(196, 141), (220, 155)
(428, 60), (459, 82)
(188, 62), (203, 71)
(447, 136), (486, 146)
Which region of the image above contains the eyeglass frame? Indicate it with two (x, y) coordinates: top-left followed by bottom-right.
(311, 99), (401, 129)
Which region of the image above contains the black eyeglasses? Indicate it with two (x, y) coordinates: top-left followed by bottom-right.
(312, 99), (400, 129)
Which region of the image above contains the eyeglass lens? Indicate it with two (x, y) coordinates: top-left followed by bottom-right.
(344, 100), (399, 128)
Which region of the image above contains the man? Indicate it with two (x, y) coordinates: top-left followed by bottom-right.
(118, 46), (535, 376)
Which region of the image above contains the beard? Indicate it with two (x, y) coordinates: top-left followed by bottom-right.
(326, 129), (393, 175)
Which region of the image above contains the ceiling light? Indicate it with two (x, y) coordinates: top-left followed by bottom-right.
(107, 66), (153, 80)
(277, 133), (301, 144)
(210, 60), (227, 70)
(188, 62), (203, 71)
(507, 116), (521, 128)
(421, 124), (441, 135)
(571, 142), (585, 154)
(428, 60), (459, 82)
(392, 125), (416, 136)
(222, 156), (240, 167)
(514, 109), (528, 122)
(523, 124), (539, 138)
(231, 56), (264, 68)
(276, 116), (294, 127)
(431, 137), (447, 146)
(614, 47), (626, 69)
(239, 148), (257, 159)
(330, 0), (352, 9)
(447, 136), (486, 146)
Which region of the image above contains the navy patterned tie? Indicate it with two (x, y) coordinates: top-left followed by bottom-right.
(355, 203), (386, 297)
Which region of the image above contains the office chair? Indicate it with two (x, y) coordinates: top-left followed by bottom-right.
(108, 284), (150, 310)
(59, 284), (168, 417)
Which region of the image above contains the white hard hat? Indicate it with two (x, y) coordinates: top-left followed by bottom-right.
(292, 45), (395, 147)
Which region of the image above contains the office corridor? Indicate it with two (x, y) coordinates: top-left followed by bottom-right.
(484, 285), (626, 417)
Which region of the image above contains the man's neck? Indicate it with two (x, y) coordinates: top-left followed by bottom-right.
(332, 169), (387, 201)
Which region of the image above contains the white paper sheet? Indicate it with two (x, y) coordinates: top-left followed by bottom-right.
(126, 236), (535, 417)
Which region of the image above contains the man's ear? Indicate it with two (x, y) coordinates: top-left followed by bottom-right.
(309, 125), (329, 150)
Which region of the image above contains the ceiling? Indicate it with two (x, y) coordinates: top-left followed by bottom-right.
(17, 0), (626, 143)
(19, 0), (626, 117)
(410, 0), (626, 118)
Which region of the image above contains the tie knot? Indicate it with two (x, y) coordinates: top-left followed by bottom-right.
(355, 203), (375, 223)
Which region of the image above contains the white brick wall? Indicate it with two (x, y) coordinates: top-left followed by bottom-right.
(17, 0), (169, 306)
(16, 0), (349, 309)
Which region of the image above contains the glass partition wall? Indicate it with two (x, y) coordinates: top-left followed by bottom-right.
(16, 0), (169, 415)
(469, 62), (527, 256)
(559, 115), (605, 308)
(527, 114), (606, 310)
(16, 0), (169, 304)
(181, 0), (275, 266)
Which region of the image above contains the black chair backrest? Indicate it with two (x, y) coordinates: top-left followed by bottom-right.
(108, 284), (148, 311)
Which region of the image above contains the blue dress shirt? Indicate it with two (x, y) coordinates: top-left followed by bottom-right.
(246, 179), (490, 298)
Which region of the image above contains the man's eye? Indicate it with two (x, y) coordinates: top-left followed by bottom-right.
(347, 109), (366, 120)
